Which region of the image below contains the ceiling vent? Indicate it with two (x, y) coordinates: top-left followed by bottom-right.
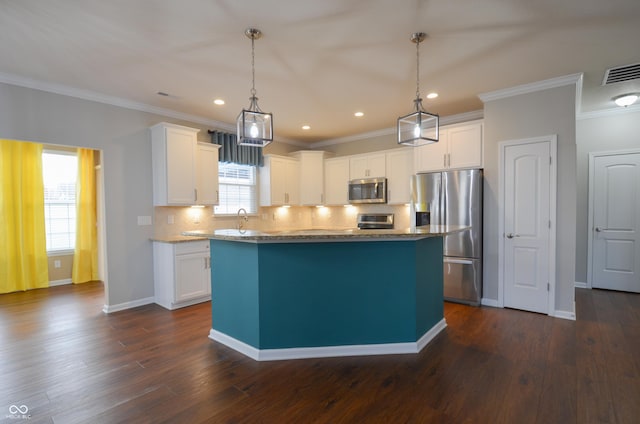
(602, 63), (640, 85)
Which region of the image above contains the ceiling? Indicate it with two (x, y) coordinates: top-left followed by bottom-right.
(1, 0), (640, 145)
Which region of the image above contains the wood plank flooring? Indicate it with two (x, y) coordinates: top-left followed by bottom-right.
(1, 282), (639, 423)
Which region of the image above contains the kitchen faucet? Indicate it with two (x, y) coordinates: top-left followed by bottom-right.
(237, 208), (248, 231)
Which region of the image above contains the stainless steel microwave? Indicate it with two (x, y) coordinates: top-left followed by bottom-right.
(348, 177), (387, 204)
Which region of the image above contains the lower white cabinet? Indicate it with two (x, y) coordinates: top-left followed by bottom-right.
(153, 240), (211, 310)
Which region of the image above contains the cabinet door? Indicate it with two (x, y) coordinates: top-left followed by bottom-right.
(175, 252), (209, 302)
(196, 143), (219, 205)
(165, 127), (197, 204)
(349, 156), (369, 179)
(285, 159), (300, 205)
(324, 158), (350, 205)
(367, 153), (387, 178)
(297, 152), (324, 206)
(448, 123), (483, 169)
(386, 150), (413, 204)
(269, 156), (288, 205)
(414, 130), (449, 173)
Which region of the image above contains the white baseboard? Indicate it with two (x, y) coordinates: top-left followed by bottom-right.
(574, 281), (588, 289)
(553, 303), (576, 321)
(49, 278), (72, 287)
(481, 298), (500, 307)
(209, 318), (448, 361)
(102, 296), (155, 314)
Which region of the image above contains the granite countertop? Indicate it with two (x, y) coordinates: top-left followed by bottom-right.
(181, 225), (469, 243)
(150, 235), (208, 243)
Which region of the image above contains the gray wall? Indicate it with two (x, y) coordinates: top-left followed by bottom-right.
(483, 84), (577, 314)
(0, 82), (294, 309)
(575, 110), (640, 283)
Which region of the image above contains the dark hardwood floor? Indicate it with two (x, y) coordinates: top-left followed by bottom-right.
(1, 282), (639, 423)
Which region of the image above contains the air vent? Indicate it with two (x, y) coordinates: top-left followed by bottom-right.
(602, 63), (640, 85)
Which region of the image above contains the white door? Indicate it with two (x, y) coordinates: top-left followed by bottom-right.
(591, 152), (640, 292)
(502, 140), (552, 314)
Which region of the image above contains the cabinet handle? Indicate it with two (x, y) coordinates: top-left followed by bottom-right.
(443, 155), (447, 168)
(216, 190), (219, 203)
(448, 153), (451, 167)
(194, 188), (198, 202)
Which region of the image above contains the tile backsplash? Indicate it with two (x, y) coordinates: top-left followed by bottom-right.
(153, 204), (411, 238)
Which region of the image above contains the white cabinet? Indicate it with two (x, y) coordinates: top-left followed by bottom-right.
(350, 152), (386, 179)
(151, 122), (220, 206)
(414, 121), (483, 173)
(385, 149), (413, 204)
(196, 143), (220, 205)
(291, 151), (328, 206)
(324, 157), (350, 205)
(259, 155), (300, 206)
(153, 240), (211, 310)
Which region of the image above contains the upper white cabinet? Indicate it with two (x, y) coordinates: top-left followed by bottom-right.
(350, 152), (386, 179)
(385, 149), (413, 204)
(414, 121), (483, 173)
(291, 151), (329, 206)
(259, 155), (300, 206)
(324, 157), (350, 205)
(196, 143), (220, 205)
(151, 122), (220, 206)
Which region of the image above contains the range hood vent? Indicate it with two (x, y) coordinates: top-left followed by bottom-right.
(602, 63), (640, 85)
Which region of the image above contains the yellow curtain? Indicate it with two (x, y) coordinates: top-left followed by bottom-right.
(0, 139), (49, 293)
(72, 148), (99, 284)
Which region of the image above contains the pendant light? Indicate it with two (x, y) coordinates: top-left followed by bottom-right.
(237, 28), (273, 147)
(397, 32), (439, 146)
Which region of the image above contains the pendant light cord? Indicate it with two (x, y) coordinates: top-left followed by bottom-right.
(415, 37), (421, 101)
(251, 35), (257, 97)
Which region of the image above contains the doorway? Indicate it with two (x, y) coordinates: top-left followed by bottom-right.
(499, 136), (557, 314)
(588, 150), (640, 292)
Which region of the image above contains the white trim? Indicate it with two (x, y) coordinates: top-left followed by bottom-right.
(208, 319), (447, 361)
(575, 281), (588, 289)
(498, 135), (558, 315)
(553, 306), (576, 321)
(578, 104), (640, 121)
(49, 278), (72, 287)
(309, 110), (484, 148)
(102, 296), (155, 314)
(478, 73), (583, 103)
(0, 71), (305, 147)
(586, 148), (640, 289)
(481, 298), (500, 307)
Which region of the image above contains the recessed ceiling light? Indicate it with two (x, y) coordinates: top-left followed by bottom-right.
(613, 93), (639, 107)
(426, 92), (438, 99)
(213, 99), (225, 105)
(354, 112), (364, 117)
(302, 125), (311, 130)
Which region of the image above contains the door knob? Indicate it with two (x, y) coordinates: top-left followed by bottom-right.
(595, 227), (602, 232)
(506, 233), (514, 239)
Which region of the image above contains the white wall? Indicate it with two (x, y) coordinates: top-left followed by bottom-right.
(483, 84), (577, 315)
(0, 82), (292, 309)
(575, 109), (640, 284)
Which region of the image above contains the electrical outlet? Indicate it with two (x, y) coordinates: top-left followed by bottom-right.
(168, 215), (175, 224)
(54, 260), (61, 269)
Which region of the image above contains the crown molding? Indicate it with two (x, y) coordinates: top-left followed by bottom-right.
(577, 103), (640, 120)
(310, 109), (484, 148)
(478, 73), (584, 103)
(0, 71), (308, 147)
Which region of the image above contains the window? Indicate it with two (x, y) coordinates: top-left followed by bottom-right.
(214, 162), (258, 215)
(42, 151), (77, 252)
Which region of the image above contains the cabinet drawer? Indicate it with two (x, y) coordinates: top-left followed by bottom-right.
(175, 240), (209, 255)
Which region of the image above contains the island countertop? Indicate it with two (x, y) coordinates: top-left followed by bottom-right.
(182, 225), (468, 243)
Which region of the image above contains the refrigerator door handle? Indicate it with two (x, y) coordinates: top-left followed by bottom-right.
(444, 258), (474, 265)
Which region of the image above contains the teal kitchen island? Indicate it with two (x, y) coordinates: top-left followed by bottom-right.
(183, 226), (465, 361)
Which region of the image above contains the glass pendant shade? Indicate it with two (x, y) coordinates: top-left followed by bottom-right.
(237, 98), (273, 147)
(397, 107), (439, 146)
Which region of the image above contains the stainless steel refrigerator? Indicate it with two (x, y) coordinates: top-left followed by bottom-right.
(411, 169), (483, 305)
